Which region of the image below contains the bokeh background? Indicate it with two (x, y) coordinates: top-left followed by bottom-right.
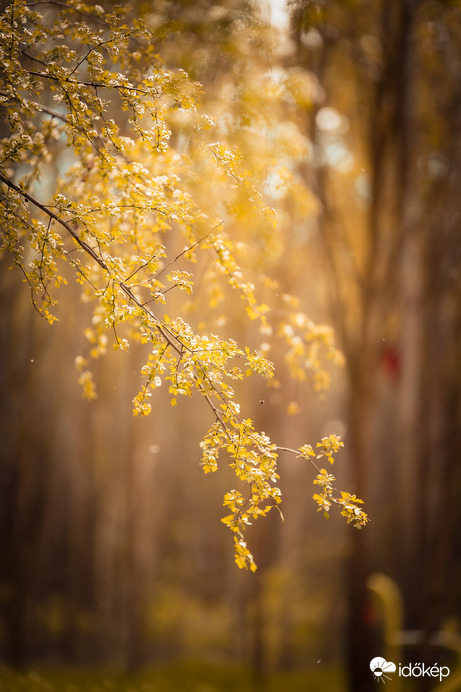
(1, 1), (461, 690)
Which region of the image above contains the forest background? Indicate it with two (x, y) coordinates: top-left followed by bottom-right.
(1, 0), (461, 691)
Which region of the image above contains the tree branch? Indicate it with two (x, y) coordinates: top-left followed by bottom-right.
(0, 171), (107, 269)
(0, 90), (69, 123)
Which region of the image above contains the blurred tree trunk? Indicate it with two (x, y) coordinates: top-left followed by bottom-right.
(400, 44), (461, 659)
(288, 0), (461, 688)
(0, 269), (46, 666)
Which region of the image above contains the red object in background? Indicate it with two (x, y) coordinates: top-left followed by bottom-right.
(381, 345), (401, 381)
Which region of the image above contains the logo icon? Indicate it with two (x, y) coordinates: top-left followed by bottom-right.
(370, 657), (397, 683)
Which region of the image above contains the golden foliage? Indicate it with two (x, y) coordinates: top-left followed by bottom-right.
(0, 0), (367, 569)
